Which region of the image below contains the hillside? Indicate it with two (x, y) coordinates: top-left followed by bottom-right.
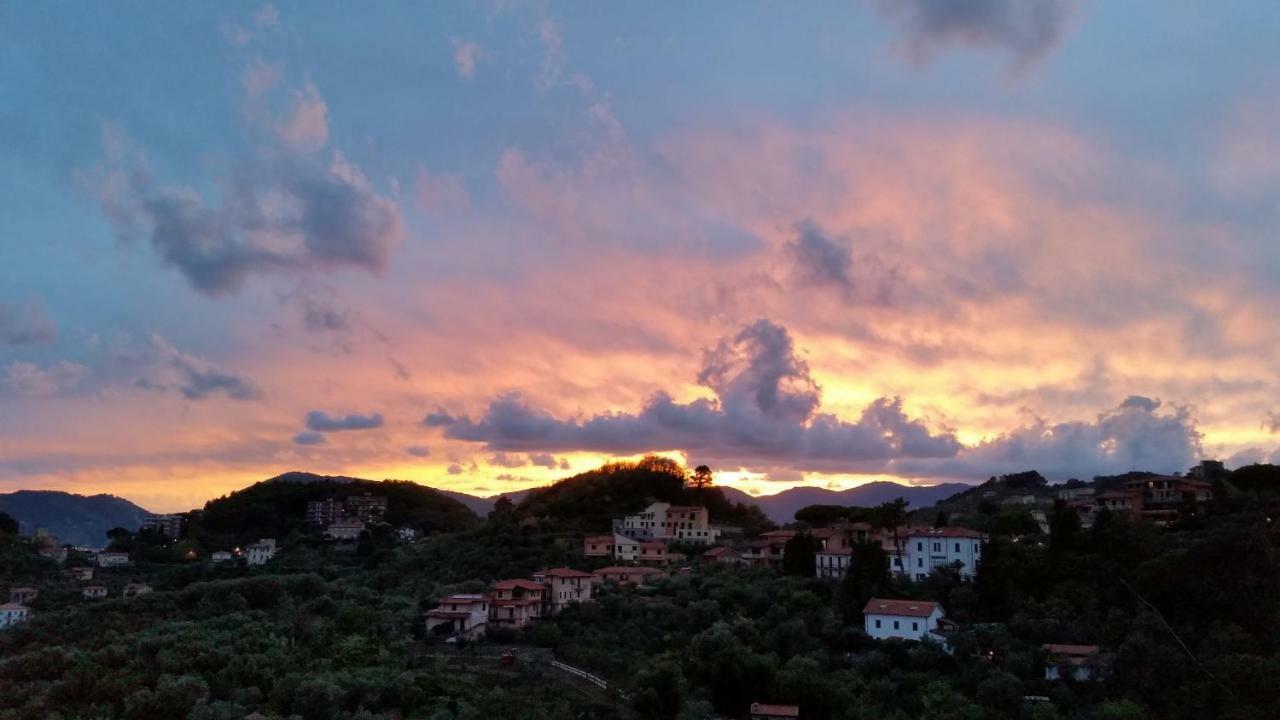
(719, 481), (971, 523)
(0, 490), (151, 547)
(438, 488), (539, 517)
(192, 472), (479, 545)
(511, 457), (774, 535)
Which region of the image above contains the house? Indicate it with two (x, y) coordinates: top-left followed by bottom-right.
(1057, 486), (1095, 501)
(637, 541), (668, 564)
(123, 582), (152, 598)
(82, 586), (108, 600)
(532, 568), (598, 612)
(325, 517), (366, 541)
(594, 566), (665, 586)
(8, 587), (37, 604)
(905, 527), (986, 580)
(425, 593), (489, 640)
(612, 534), (640, 561)
(488, 579), (547, 629)
(245, 539), (277, 565)
(1043, 644), (1101, 681)
(863, 598), (945, 642)
(583, 534), (615, 558)
(346, 494), (388, 522)
(211, 551), (234, 563)
(38, 545), (68, 565)
(63, 567), (94, 582)
(0, 603), (29, 629)
(614, 502), (722, 544)
(702, 546), (743, 564)
(750, 702), (800, 719)
(306, 498), (340, 526)
(742, 530), (794, 567)
(396, 526), (417, 542)
(96, 552), (130, 568)
(142, 513), (184, 538)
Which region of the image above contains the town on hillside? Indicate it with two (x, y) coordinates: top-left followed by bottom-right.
(2, 457), (1280, 719)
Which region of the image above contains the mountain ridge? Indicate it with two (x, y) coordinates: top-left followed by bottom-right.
(0, 490), (153, 547)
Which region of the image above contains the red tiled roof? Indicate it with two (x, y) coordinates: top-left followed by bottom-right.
(595, 566), (663, 576)
(535, 568), (596, 578)
(491, 579), (546, 591)
(584, 535), (615, 543)
(702, 546), (740, 558)
(750, 702), (800, 717)
(863, 598), (941, 618)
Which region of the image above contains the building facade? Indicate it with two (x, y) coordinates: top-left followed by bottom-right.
(863, 598), (944, 642)
(533, 568), (598, 613)
(615, 502), (721, 544)
(905, 527), (986, 580)
(245, 539), (277, 565)
(425, 594), (489, 639)
(488, 579), (547, 629)
(96, 552), (130, 568)
(583, 534), (615, 558)
(593, 566), (664, 586)
(142, 513), (185, 538)
(0, 603), (29, 629)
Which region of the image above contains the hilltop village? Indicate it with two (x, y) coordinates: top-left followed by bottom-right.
(1, 457), (1279, 720)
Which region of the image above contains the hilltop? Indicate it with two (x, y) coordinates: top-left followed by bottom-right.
(0, 490), (151, 547)
(720, 481), (970, 524)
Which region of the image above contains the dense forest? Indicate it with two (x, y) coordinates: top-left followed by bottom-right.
(2, 460), (1280, 719)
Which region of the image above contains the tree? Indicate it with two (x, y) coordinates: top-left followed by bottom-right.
(837, 540), (889, 622)
(689, 465), (714, 490)
(0, 512), (17, 536)
(782, 533), (821, 577)
(1048, 499), (1081, 556)
(934, 510), (949, 528)
(490, 495), (513, 516)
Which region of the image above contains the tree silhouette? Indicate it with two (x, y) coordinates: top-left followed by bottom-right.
(689, 465), (714, 489)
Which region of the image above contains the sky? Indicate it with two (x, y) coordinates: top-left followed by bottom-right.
(3, 1), (1280, 512)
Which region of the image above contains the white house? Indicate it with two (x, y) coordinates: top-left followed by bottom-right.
(82, 586), (108, 600)
(906, 527), (986, 580)
(245, 539), (277, 566)
(96, 552), (130, 568)
(863, 598), (945, 642)
(615, 503), (721, 544)
(612, 533), (639, 562)
(532, 568), (598, 613)
(8, 587), (38, 604)
(425, 593), (489, 640)
(211, 551), (234, 563)
(396, 526), (417, 543)
(0, 603), (29, 629)
(123, 582), (152, 598)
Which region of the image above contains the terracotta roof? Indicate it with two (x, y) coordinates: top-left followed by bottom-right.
(491, 579), (546, 591)
(908, 527), (986, 539)
(750, 702), (800, 717)
(1042, 644), (1099, 656)
(863, 598), (941, 618)
(0, 603), (29, 611)
(584, 535), (615, 543)
(702, 546), (740, 558)
(535, 567), (597, 578)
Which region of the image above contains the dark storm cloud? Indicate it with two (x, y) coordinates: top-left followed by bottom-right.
(0, 299), (57, 347)
(305, 410), (384, 432)
(179, 365), (262, 401)
(89, 133), (402, 297)
(430, 319), (962, 471)
(786, 220), (854, 290)
(898, 396), (1203, 480)
(874, 0), (1078, 73)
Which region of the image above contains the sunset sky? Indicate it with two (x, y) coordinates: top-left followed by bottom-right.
(4, 1), (1280, 512)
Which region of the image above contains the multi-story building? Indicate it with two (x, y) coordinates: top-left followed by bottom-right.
(615, 502), (721, 544)
(96, 552), (130, 568)
(905, 528), (986, 580)
(306, 499), (340, 526)
(82, 586), (108, 600)
(325, 518), (366, 541)
(211, 551), (234, 563)
(488, 579), (547, 629)
(583, 534), (615, 558)
(0, 603), (30, 629)
(613, 534), (639, 562)
(8, 587), (38, 604)
(142, 513), (185, 538)
(245, 539), (277, 565)
(863, 598), (945, 642)
(425, 594), (489, 639)
(532, 568), (598, 613)
(741, 530), (794, 567)
(637, 541), (669, 564)
(345, 494), (388, 522)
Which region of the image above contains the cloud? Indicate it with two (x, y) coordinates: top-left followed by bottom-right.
(872, 0), (1078, 74)
(0, 298), (57, 347)
(109, 333), (262, 401)
(430, 320), (961, 472)
(305, 410), (384, 432)
(451, 38), (482, 80)
(277, 81), (329, 152)
(900, 396), (1203, 480)
(487, 452), (528, 468)
(416, 167), (470, 213)
(447, 463), (464, 475)
(88, 117), (401, 298)
(294, 290), (351, 333)
(528, 452), (562, 469)
(406, 445), (431, 457)
(422, 410), (455, 428)
(1265, 411), (1280, 434)
(293, 431), (326, 446)
(5, 361), (90, 397)
(785, 220), (853, 290)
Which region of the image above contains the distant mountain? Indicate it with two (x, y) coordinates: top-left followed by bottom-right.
(440, 488), (540, 517)
(720, 481), (972, 524)
(0, 490), (152, 547)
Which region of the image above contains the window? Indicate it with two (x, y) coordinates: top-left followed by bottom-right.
(933, 542), (940, 552)
(916, 542), (923, 551)
(917, 558), (923, 567)
(912, 622), (918, 631)
(875, 619), (881, 628)
(954, 543), (960, 552)
(893, 620), (900, 630)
